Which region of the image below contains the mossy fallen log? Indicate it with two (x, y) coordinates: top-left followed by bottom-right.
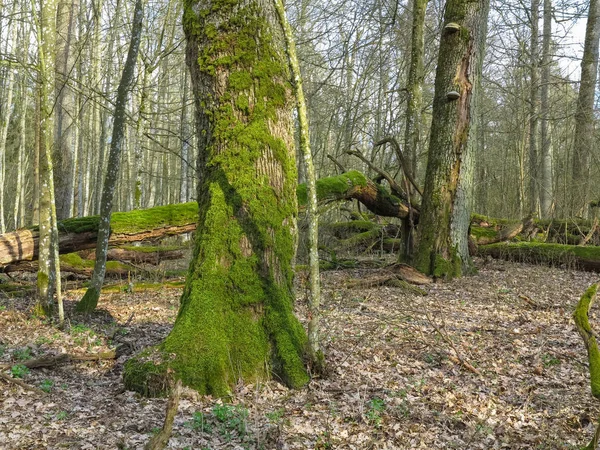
(0, 203), (198, 267)
(478, 242), (600, 272)
(0, 171), (416, 268)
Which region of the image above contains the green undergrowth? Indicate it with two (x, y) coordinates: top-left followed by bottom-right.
(60, 253), (134, 272)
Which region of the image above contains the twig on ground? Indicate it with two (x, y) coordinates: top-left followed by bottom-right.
(0, 371), (47, 395)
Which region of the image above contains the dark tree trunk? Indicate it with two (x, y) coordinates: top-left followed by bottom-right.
(413, 0), (490, 278)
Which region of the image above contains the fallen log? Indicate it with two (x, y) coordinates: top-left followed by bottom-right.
(1, 171), (417, 268)
(478, 242), (600, 272)
(0, 203), (198, 267)
(0, 350), (116, 370)
(78, 246), (185, 265)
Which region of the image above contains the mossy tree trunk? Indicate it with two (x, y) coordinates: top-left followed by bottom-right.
(413, 0), (490, 278)
(77, 0), (144, 313)
(124, 0), (309, 396)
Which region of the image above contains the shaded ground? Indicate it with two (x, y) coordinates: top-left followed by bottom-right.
(0, 258), (599, 449)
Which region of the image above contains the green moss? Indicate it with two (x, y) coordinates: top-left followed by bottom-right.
(479, 242), (600, 269)
(326, 220), (377, 233)
(432, 252), (461, 279)
(573, 284), (600, 399)
(470, 225), (497, 240)
(110, 202), (198, 234)
(60, 253), (134, 272)
(117, 245), (184, 253)
(125, 0), (308, 397)
(298, 170), (368, 206)
(123, 348), (174, 397)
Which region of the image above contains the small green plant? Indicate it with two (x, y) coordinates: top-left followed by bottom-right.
(10, 364), (29, 378)
(265, 408), (285, 423)
(212, 404), (249, 439)
(40, 379), (54, 393)
(0, 305), (6, 312)
(151, 427), (161, 435)
(13, 347), (32, 361)
(0, 344), (6, 357)
(315, 431), (333, 449)
(71, 324), (93, 335)
(542, 353), (560, 367)
(35, 336), (53, 345)
(56, 411), (68, 421)
(366, 397), (385, 427)
(185, 411), (212, 432)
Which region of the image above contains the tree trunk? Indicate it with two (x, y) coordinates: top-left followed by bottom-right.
(54, 0), (79, 220)
(572, 0), (600, 217)
(35, 0), (63, 317)
(0, 202), (198, 267)
(401, 0), (429, 260)
(76, 0), (145, 313)
(275, 0), (323, 372)
(539, 0), (553, 217)
(413, 0), (490, 278)
(123, 0), (309, 397)
(528, 0), (540, 216)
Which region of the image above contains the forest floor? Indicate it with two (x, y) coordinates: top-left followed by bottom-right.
(0, 257), (599, 449)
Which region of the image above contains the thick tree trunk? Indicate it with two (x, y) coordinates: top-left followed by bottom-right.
(572, 0), (600, 217)
(123, 0), (309, 397)
(413, 0), (490, 278)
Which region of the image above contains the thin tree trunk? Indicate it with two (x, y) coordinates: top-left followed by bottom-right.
(275, 0), (323, 373)
(572, 0), (600, 216)
(539, 0), (553, 217)
(528, 0), (540, 216)
(77, 0), (144, 313)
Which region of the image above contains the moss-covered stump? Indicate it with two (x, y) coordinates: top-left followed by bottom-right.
(478, 242), (600, 272)
(123, 0), (309, 397)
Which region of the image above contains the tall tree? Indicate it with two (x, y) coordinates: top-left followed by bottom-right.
(401, 0), (429, 258)
(274, 0), (323, 372)
(76, 0), (144, 312)
(572, 0), (600, 216)
(124, 0), (309, 396)
(539, 0), (553, 217)
(35, 0), (63, 318)
(54, 0), (79, 219)
(528, 0), (540, 216)
(414, 0), (490, 277)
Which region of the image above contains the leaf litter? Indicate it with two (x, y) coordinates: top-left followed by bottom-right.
(0, 258), (598, 449)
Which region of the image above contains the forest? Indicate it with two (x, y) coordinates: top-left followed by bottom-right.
(1, 0), (600, 448)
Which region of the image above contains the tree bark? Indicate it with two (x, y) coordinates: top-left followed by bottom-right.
(539, 0), (553, 217)
(413, 0), (490, 278)
(123, 0), (309, 397)
(572, 0), (600, 217)
(528, 0), (540, 216)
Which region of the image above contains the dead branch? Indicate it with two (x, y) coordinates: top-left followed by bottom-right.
(144, 379), (182, 450)
(0, 371), (47, 395)
(0, 350), (116, 370)
(374, 137), (423, 197)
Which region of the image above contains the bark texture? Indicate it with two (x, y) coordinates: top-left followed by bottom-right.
(413, 0), (490, 278)
(123, 0), (309, 396)
(572, 0), (600, 216)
